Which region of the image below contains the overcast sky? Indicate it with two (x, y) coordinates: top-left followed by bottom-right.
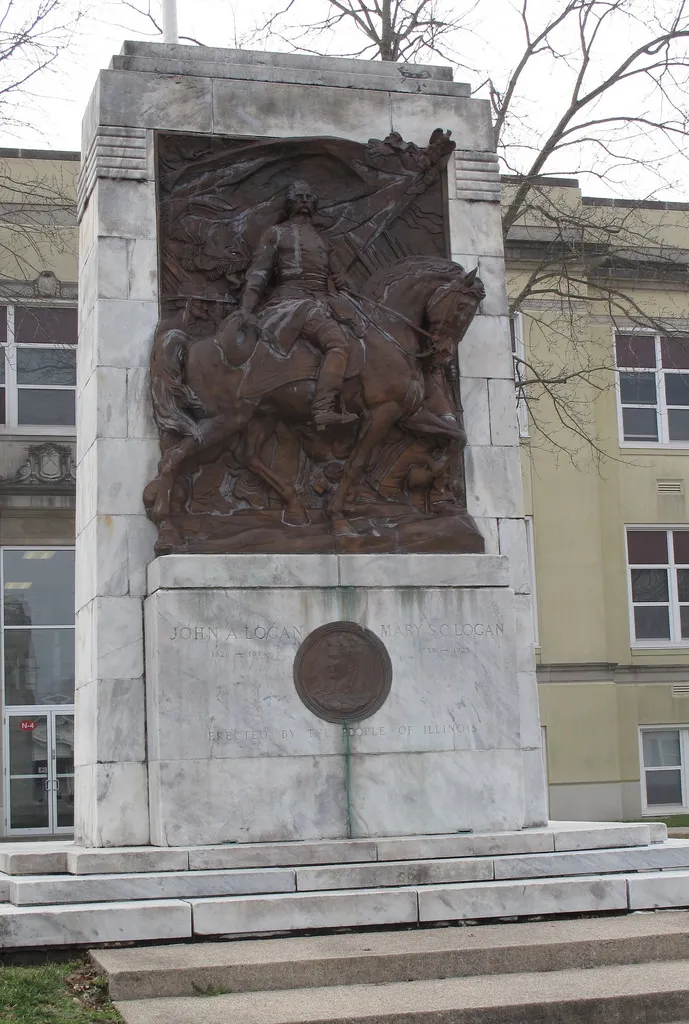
(14, 0), (689, 202)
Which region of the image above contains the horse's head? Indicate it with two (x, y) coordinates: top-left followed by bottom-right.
(425, 266), (485, 367)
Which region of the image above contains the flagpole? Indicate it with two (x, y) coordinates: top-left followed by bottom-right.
(162, 0), (179, 43)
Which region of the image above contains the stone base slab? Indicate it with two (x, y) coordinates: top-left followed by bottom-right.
(144, 554), (543, 845)
(2, 823), (689, 948)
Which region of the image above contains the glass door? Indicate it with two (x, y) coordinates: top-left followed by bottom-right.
(53, 712), (75, 832)
(4, 709), (74, 834)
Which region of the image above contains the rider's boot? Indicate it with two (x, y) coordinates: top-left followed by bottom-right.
(312, 391), (358, 429)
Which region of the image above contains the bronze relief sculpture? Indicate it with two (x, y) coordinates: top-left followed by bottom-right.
(144, 130), (486, 554)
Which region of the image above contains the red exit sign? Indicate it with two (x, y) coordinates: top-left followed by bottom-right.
(20, 719), (37, 731)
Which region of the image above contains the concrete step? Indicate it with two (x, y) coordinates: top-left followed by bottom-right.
(113, 959), (689, 1024)
(92, 911), (689, 1000)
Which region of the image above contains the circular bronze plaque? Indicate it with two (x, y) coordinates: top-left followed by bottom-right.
(293, 621), (392, 724)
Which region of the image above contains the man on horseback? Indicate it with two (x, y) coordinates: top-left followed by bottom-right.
(237, 180), (361, 429)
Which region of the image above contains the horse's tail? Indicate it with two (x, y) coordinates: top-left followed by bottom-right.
(150, 326), (205, 440)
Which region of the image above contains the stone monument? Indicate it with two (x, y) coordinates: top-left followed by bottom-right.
(76, 41), (547, 846)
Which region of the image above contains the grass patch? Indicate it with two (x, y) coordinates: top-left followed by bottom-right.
(0, 957), (122, 1024)
(627, 815), (689, 827)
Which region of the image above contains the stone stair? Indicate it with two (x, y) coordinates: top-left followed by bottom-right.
(2, 822), (689, 949)
(96, 913), (689, 1023)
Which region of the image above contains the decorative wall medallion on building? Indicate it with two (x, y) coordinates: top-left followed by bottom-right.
(293, 621), (392, 724)
(0, 442), (76, 496)
(15, 443), (76, 486)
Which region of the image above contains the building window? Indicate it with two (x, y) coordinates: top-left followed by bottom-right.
(1, 548), (75, 706)
(0, 306), (77, 429)
(626, 528), (689, 644)
(510, 314), (529, 437)
(640, 728), (689, 812)
(525, 515), (539, 645)
(616, 333), (689, 445)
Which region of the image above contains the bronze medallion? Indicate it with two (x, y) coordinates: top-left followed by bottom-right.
(293, 621), (392, 724)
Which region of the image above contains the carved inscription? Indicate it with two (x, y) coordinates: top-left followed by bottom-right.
(165, 614), (501, 750)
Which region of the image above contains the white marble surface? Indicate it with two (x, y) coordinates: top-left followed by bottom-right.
(148, 756), (348, 847)
(498, 518), (531, 597)
(67, 847), (188, 875)
(146, 585), (520, 762)
(493, 842), (689, 879)
(148, 554), (339, 592)
(74, 677), (146, 766)
(451, 254), (509, 318)
(552, 822), (653, 852)
(464, 446), (522, 519)
(191, 888), (418, 936)
(336, 554), (508, 588)
(295, 857), (493, 891)
(349, 750), (526, 836)
(457, 315), (514, 381)
(0, 900), (191, 947)
(75, 762), (150, 847)
(10, 868), (295, 906)
(488, 378), (520, 447)
(460, 377), (491, 446)
(628, 869), (689, 910)
(147, 553), (509, 592)
(187, 840), (378, 871)
(144, 582), (535, 843)
(375, 830), (554, 861)
(448, 197), (504, 258)
(418, 875), (628, 923)
(0, 844), (70, 876)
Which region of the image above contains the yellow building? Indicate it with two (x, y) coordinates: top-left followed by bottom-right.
(508, 177), (689, 821)
(0, 149), (78, 837)
(0, 147), (687, 835)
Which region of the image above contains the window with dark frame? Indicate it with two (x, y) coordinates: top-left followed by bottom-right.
(616, 333), (689, 444)
(0, 305), (77, 428)
(641, 728), (686, 809)
(627, 528), (689, 643)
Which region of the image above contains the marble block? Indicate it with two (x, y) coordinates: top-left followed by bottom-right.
(191, 888), (418, 936)
(418, 875), (628, 923)
(145, 559), (546, 845)
(0, 900), (191, 948)
(10, 868), (295, 906)
(295, 857), (493, 891)
(628, 870), (689, 910)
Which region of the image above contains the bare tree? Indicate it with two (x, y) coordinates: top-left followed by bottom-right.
(0, 0), (83, 286)
(0, 0), (83, 135)
(106, 0), (689, 457)
(250, 0), (475, 63)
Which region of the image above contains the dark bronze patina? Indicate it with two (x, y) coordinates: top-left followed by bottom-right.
(293, 621), (392, 724)
(144, 130), (486, 555)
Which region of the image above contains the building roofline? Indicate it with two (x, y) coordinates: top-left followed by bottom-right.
(501, 174), (580, 189)
(582, 195), (689, 212)
(501, 174), (689, 211)
(0, 147), (80, 162)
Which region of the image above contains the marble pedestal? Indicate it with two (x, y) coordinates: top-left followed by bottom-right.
(144, 553), (547, 847)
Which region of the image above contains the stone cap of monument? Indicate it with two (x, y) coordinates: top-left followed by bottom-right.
(147, 554), (511, 594)
(110, 41), (471, 98)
